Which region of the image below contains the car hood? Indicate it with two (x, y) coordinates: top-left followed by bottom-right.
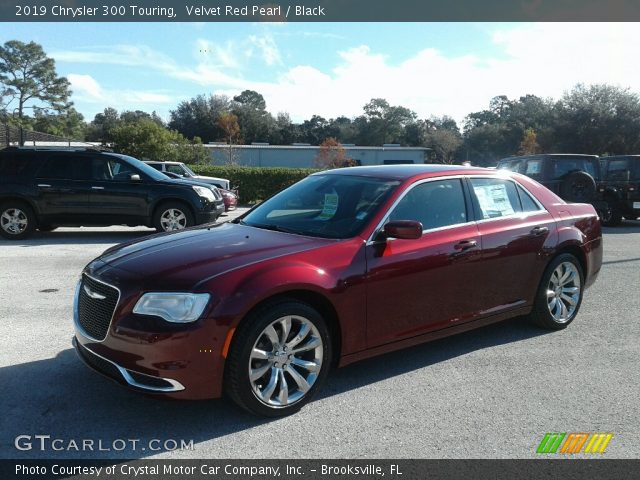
(159, 176), (215, 190)
(94, 222), (334, 289)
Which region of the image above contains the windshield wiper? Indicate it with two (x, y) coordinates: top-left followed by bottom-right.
(242, 222), (300, 235)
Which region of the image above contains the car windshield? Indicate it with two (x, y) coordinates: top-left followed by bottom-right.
(239, 174), (400, 239)
(109, 154), (168, 181)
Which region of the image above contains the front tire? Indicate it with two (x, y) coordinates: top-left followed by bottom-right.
(529, 253), (584, 330)
(153, 202), (194, 232)
(225, 300), (332, 417)
(0, 201), (36, 240)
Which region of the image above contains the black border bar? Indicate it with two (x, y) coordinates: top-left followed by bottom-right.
(3, 459), (640, 480)
(3, 0), (640, 22)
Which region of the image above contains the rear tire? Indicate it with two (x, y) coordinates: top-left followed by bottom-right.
(528, 253), (584, 330)
(224, 299), (332, 417)
(0, 201), (36, 240)
(600, 203), (623, 226)
(153, 202), (194, 232)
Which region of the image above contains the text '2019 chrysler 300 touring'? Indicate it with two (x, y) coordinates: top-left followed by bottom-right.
(73, 165), (602, 416)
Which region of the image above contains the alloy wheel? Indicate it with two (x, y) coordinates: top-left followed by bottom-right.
(1, 208), (28, 235)
(546, 261), (581, 323)
(249, 315), (323, 407)
(160, 208), (187, 231)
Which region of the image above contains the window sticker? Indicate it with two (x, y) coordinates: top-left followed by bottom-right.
(318, 193), (339, 220)
(474, 184), (515, 218)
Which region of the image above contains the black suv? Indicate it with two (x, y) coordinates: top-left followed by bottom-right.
(599, 155), (640, 225)
(0, 148), (225, 240)
(496, 154), (612, 223)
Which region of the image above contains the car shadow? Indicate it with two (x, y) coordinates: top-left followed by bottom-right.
(0, 316), (547, 460)
(0, 229), (155, 247)
(602, 219), (640, 234)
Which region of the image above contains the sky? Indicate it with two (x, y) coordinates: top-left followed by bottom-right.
(2, 22), (640, 125)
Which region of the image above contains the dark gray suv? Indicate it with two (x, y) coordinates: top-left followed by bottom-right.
(0, 147), (225, 240)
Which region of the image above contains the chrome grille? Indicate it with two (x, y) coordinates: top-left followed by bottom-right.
(76, 275), (119, 341)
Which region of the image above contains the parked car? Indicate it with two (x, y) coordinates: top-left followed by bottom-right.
(144, 161), (231, 190)
(73, 165), (602, 416)
(599, 155), (640, 225)
(164, 171), (238, 211)
(496, 154), (615, 225)
(0, 147), (225, 240)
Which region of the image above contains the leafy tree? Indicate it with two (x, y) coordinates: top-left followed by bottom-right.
(85, 107), (120, 143)
(518, 128), (540, 155)
(0, 40), (71, 120)
(232, 89), (274, 144)
(169, 94), (231, 142)
(315, 138), (356, 169)
(217, 112), (242, 165)
(32, 107), (86, 139)
(553, 84), (640, 154)
(357, 98), (417, 145)
(111, 117), (208, 163)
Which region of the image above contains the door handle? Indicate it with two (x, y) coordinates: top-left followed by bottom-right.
(37, 184), (51, 188)
(454, 239), (477, 251)
(530, 226), (549, 236)
(91, 186), (105, 190)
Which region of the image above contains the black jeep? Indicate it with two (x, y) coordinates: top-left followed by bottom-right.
(599, 155), (640, 225)
(496, 154), (613, 224)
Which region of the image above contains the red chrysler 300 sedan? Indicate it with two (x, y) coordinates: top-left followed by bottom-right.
(73, 165), (602, 416)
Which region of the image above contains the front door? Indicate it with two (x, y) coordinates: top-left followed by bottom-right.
(365, 178), (484, 348)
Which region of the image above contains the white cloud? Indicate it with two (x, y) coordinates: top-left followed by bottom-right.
(58, 23), (640, 124)
(68, 73), (173, 108)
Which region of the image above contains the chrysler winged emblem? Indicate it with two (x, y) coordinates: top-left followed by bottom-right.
(83, 284), (106, 300)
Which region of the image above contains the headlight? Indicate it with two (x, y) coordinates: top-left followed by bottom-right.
(133, 292), (210, 323)
(192, 185), (215, 202)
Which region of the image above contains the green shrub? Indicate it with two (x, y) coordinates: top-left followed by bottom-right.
(189, 165), (319, 204)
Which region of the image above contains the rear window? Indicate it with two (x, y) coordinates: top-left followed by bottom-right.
(606, 158), (637, 181)
(550, 158), (599, 181)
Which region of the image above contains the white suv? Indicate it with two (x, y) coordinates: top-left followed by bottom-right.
(145, 161), (230, 190)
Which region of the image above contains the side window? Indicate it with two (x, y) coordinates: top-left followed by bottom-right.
(516, 185), (542, 212)
(389, 179), (467, 230)
(525, 159), (543, 179)
(91, 158), (138, 181)
(148, 163), (163, 172)
(470, 178), (522, 219)
(36, 155), (75, 180)
(0, 153), (35, 176)
(166, 164), (186, 175)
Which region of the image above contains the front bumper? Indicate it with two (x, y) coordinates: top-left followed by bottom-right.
(73, 268), (228, 400)
(73, 336), (185, 393)
(196, 200), (225, 224)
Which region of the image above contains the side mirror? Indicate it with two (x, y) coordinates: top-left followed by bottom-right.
(130, 174), (142, 181)
(383, 220), (423, 240)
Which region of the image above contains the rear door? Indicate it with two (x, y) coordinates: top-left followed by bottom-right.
(33, 153), (91, 221)
(468, 176), (556, 313)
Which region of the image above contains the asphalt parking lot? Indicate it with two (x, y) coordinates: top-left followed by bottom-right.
(0, 215), (638, 460)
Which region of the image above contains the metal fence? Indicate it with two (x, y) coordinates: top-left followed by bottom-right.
(1, 122), (98, 149)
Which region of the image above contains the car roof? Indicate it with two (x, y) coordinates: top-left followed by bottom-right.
(143, 160), (181, 165)
(601, 155), (640, 159)
(500, 154), (599, 162)
(317, 164), (491, 180)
